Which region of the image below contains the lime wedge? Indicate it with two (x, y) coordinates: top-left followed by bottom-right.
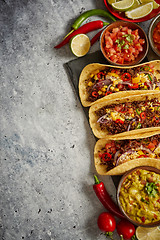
(125, 2), (153, 19)
(112, 0), (134, 11)
(129, 0), (141, 10)
(140, 0), (160, 9)
(136, 226), (160, 240)
(70, 34), (90, 57)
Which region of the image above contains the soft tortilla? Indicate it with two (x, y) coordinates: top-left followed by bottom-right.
(94, 138), (160, 175)
(89, 91), (160, 139)
(79, 60), (160, 107)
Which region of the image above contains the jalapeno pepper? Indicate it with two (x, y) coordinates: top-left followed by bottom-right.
(136, 108), (141, 115)
(101, 152), (112, 161)
(140, 112), (146, 120)
(105, 91), (112, 96)
(121, 73), (131, 82)
(140, 65), (150, 71)
(92, 91), (98, 97)
(93, 175), (126, 220)
(97, 71), (105, 79)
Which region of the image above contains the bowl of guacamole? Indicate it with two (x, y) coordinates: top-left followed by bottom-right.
(117, 166), (160, 227)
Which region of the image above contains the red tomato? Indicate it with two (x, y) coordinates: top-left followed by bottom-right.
(116, 220), (135, 240)
(97, 212), (116, 232)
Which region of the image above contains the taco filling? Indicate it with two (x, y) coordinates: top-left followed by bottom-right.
(86, 64), (160, 103)
(95, 97), (160, 135)
(97, 135), (160, 172)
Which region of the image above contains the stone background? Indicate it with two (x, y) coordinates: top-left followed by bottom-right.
(0, 0), (159, 239)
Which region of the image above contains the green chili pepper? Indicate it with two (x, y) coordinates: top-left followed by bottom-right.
(140, 65), (150, 71)
(65, 9), (116, 37)
(136, 109), (141, 115)
(148, 74), (152, 82)
(157, 106), (160, 111)
(136, 122), (141, 129)
(72, 9), (116, 29)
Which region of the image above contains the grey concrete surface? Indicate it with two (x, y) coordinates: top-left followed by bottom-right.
(0, 0), (159, 240)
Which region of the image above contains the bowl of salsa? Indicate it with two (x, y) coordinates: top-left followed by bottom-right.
(100, 21), (148, 66)
(117, 166), (160, 227)
(148, 14), (160, 58)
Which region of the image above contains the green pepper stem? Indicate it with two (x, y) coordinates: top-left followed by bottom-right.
(103, 22), (109, 26)
(94, 175), (100, 184)
(63, 29), (74, 40)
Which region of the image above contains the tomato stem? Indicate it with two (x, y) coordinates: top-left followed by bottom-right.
(105, 231), (114, 239)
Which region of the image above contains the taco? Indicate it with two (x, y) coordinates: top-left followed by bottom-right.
(89, 92), (160, 139)
(79, 60), (160, 107)
(94, 135), (160, 175)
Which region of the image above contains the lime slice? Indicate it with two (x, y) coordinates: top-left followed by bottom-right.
(70, 34), (90, 57)
(136, 226), (160, 240)
(107, 0), (117, 5)
(125, 2), (153, 19)
(140, 0), (160, 9)
(112, 0), (134, 11)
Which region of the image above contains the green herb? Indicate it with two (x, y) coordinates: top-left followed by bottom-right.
(136, 122), (141, 129)
(122, 34), (134, 43)
(115, 39), (125, 49)
(141, 197), (149, 204)
(148, 74), (152, 82)
(157, 106), (160, 111)
(123, 44), (129, 49)
(145, 182), (158, 197)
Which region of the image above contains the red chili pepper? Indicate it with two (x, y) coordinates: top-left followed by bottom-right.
(115, 119), (124, 124)
(121, 73), (131, 82)
(105, 91), (112, 96)
(93, 175), (126, 219)
(153, 116), (160, 123)
(138, 155), (148, 158)
(128, 83), (139, 89)
(92, 91), (98, 97)
(54, 21), (108, 49)
(102, 152), (112, 161)
(97, 71), (105, 79)
(140, 112), (146, 120)
(90, 29), (104, 46)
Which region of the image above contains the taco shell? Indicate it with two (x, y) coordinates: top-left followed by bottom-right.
(79, 60), (160, 107)
(89, 91), (160, 139)
(94, 138), (160, 176)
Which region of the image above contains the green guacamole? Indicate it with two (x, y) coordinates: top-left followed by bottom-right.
(119, 169), (160, 224)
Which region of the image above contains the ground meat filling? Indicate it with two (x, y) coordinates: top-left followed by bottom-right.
(95, 98), (160, 134)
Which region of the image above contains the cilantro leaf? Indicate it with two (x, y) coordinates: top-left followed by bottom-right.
(145, 182), (158, 197)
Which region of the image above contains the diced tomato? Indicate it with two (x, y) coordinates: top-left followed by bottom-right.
(147, 142), (155, 150)
(103, 26), (145, 64)
(139, 39), (145, 45)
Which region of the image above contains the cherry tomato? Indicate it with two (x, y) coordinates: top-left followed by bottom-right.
(97, 212), (116, 233)
(116, 220), (135, 240)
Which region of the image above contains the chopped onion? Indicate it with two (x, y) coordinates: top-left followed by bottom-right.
(97, 114), (111, 124)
